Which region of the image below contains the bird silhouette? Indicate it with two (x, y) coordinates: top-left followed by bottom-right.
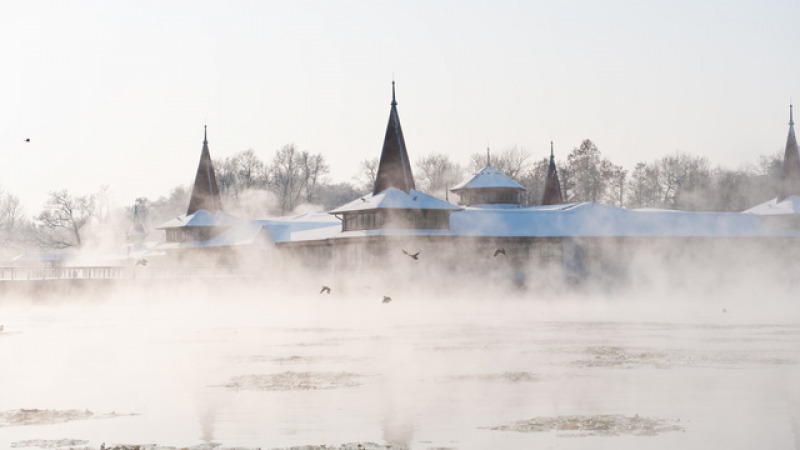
(24, 138), (30, 142)
(135, 258), (148, 266)
(360, 197), (367, 202)
(320, 285), (331, 294)
(382, 295), (392, 304)
(494, 248), (506, 257)
(402, 249), (421, 260)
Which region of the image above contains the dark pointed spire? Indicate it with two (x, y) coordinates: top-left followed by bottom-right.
(187, 126), (223, 215)
(778, 104), (800, 201)
(487, 146), (491, 166)
(542, 140), (563, 206)
(374, 82), (415, 194)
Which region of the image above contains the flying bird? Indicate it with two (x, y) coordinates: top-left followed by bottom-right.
(382, 295), (392, 304)
(24, 138), (30, 142)
(402, 249), (421, 260)
(494, 248), (506, 257)
(320, 285), (331, 294)
(135, 258), (148, 266)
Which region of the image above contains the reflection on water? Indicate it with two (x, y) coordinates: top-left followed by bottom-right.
(0, 280), (798, 450)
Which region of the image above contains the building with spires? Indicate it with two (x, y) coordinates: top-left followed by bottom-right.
(134, 89), (798, 287)
(329, 82), (461, 233)
(262, 87), (797, 286)
(187, 126), (224, 215)
(153, 127), (272, 267)
(157, 127), (236, 246)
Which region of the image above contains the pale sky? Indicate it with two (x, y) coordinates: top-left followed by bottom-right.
(1, 0), (798, 213)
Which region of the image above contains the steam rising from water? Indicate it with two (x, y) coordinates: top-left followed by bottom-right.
(0, 266), (798, 449)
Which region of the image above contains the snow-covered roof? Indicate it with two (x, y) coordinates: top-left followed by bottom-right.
(329, 188), (462, 214)
(450, 165), (525, 191)
(743, 195), (800, 216)
(154, 201), (798, 250)
(275, 202), (795, 243)
(158, 220), (267, 250)
(288, 226), (452, 243)
(450, 203), (791, 238)
(256, 211), (341, 243)
(156, 209), (240, 229)
(153, 211), (340, 250)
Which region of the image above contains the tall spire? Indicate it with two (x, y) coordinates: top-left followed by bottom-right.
(374, 82), (415, 194)
(778, 104), (800, 201)
(486, 146), (491, 166)
(187, 126), (223, 215)
(542, 140), (563, 206)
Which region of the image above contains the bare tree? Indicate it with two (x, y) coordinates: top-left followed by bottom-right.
(237, 148), (265, 190)
(316, 182), (362, 210)
(516, 157), (549, 206)
(215, 149), (267, 200)
(0, 188), (32, 256)
(468, 146), (532, 180)
(415, 153), (463, 195)
(565, 140), (615, 203)
(627, 162), (660, 208)
(354, 158), (379, 194)
(215, 155), (241, 199)
(269, 144), (301, 214)
(607, 165), (627, 207)
(0, 189), (24, 237)
(298, 151), (329, 203)
(36, 190), (96, 248)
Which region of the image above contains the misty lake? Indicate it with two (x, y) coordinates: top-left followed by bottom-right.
(0, 280), (798, 450)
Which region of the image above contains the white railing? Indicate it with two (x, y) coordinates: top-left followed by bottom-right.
(0, 265), (249, 281)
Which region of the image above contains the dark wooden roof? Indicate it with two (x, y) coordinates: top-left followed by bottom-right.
(374, 82), (415, 195)
(542, 142), (563, 206)
(779, 105), (800, 202)
(187, 126), (223, 215)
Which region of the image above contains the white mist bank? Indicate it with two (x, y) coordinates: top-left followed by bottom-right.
(0, 278), (798, 450)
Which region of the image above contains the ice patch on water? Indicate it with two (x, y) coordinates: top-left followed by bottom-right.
(0, 409), (133, 428)
(11, 441), (405, 450)
(221, 371), (363, 391)
(486, 414), (685, 436)
(10, 438), (88, 448)
(571, 345), (795, 368)
(450, 372), (541, 383)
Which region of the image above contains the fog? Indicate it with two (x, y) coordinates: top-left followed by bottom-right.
(1, 251), (799, 450)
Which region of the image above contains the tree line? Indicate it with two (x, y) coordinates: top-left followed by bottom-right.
(0, 139), (787, 257)
(410, 140), (783, 212)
